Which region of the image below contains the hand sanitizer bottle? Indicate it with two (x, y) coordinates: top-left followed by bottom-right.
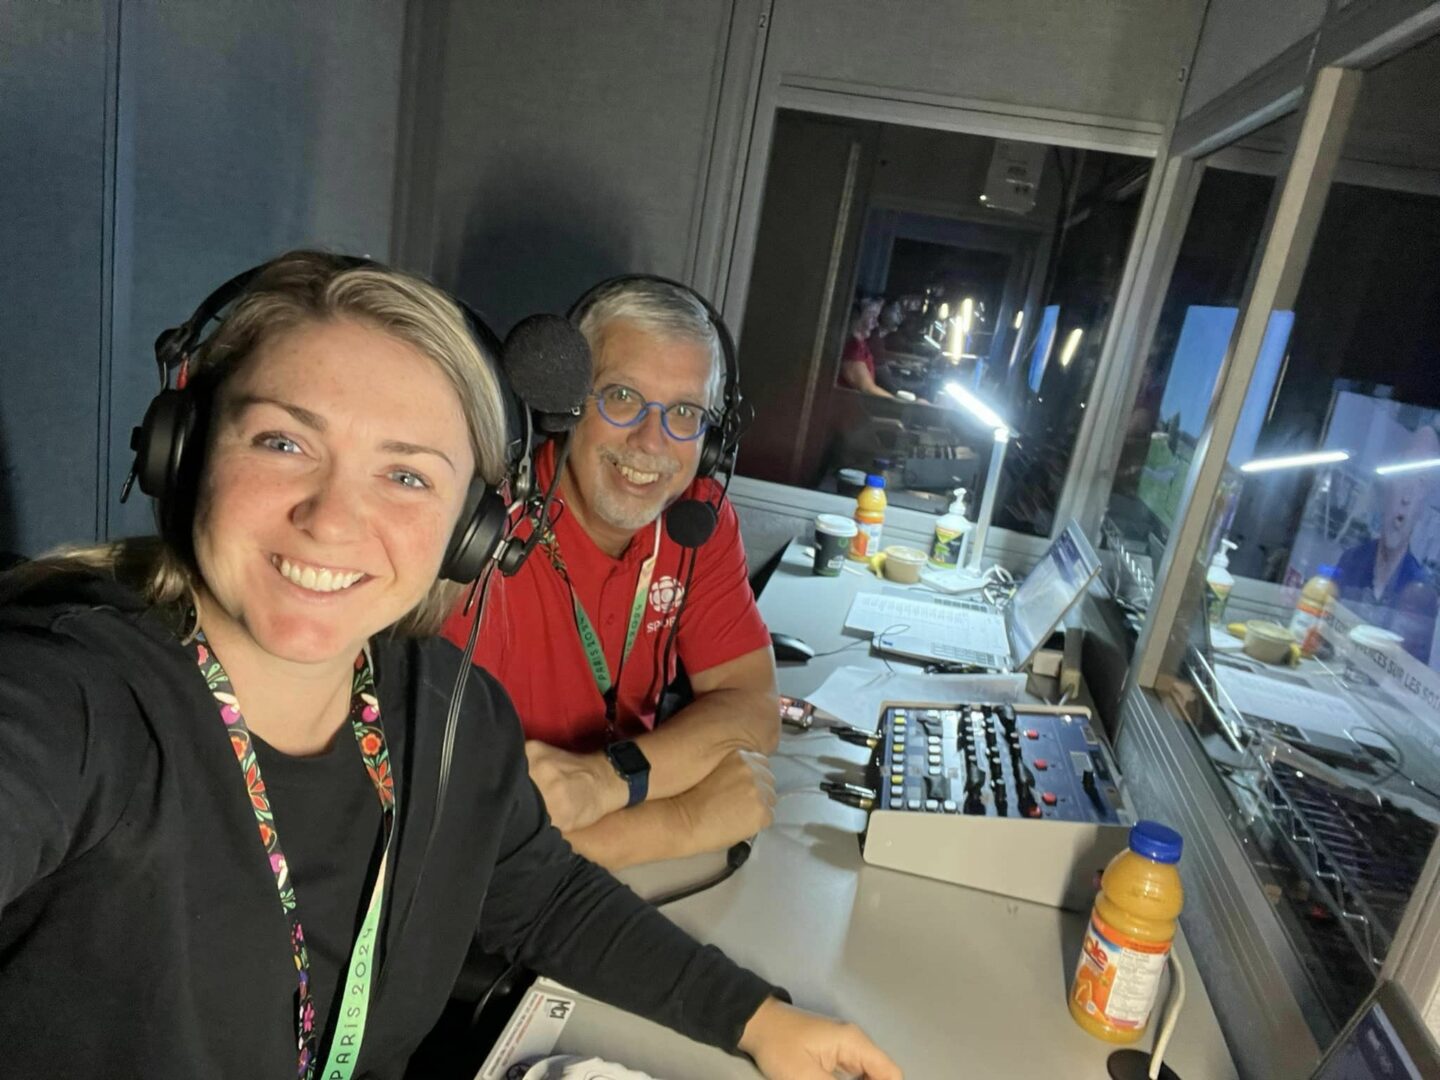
(928, 487), (972, 569)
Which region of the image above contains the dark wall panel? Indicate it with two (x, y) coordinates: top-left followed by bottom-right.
(425, 0), (737, 329)
(106, 0), (406, 538)
(0, 1), (111, 556)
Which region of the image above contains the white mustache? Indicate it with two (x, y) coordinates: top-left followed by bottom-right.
(599, 447), (678, 478)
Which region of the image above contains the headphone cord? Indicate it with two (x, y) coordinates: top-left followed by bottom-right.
(650, 838), (755, 907)
(653, 469), (732, 715)
(387, 560), (498, 949)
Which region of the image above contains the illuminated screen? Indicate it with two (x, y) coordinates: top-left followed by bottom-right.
(1026, 304), (1059, 393)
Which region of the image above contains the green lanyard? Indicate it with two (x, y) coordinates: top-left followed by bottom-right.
(194, 638), (396, 1080)
(554, 520), (662, 728)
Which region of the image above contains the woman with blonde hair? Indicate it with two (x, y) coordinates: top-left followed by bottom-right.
(0, 252), (899, 1080)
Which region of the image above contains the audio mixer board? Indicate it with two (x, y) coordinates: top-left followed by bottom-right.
(856, 702), (1134, 909)
(869, 702), (1125, 822)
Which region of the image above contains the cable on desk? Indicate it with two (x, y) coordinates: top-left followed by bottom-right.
(1147, 952), (1186, 1080)
(808, 636), (881, 660)
(648, 839), (755, 908)
(1345, 724), (1440, 802)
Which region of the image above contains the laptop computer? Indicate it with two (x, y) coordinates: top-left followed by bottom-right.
(1310, 980), (1440, 1079)
(850, 521), (1102, 673)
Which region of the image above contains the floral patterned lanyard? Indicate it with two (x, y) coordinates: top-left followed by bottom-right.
(194, 637), (396, 1080)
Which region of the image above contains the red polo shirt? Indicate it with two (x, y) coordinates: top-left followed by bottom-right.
(839, 335), (876, 384)
(442, 441), (771, 752)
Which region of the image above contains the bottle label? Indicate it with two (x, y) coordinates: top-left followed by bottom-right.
(1290, 600), (1327, 653)
(1205, 582), (1231, 624)
(1071, 911), (1171, 1030)
(929, 527), (966, 568)
(850, 521), (883, 559)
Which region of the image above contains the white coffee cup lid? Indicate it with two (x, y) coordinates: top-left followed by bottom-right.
(1350, 624), (1404, 649)
(816, 513), (858, 537)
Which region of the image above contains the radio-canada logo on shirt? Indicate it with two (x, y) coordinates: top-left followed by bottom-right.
(648, 575), (686, 614)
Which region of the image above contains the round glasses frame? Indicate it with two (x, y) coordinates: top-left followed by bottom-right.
(589, 384), (716, 442)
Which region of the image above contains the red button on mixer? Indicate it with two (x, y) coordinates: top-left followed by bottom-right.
(1042, 792), (1058, 806)
(1034, 759), (1048, 770)
(1025, 729), (1039, 740)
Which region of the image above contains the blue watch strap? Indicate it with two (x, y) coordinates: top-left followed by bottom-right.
(606, 740), (650, 807)
(624, 766), (649, 808)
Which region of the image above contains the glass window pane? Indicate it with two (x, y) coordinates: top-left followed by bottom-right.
(1103, 113), (1297, 619)
(736, 111), (1150, 537)
(1164, 38), (1440, 1036)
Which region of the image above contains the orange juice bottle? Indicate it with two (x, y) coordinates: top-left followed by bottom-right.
(1069, 821), (1184, 1044)
(1289, 564), (1339, 657)
(848, 474), (887, 560)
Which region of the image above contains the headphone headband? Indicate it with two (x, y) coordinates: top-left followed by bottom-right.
(567, 274), (745, 479)
(126, 251), (528, 583)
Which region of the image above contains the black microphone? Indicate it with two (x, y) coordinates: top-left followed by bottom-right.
(502, 314), (592, 432)
(665, 498), (718, 549)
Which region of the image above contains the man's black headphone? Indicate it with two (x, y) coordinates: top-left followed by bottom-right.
(566, 274), (745, 483)
(124, 252), (541, 583)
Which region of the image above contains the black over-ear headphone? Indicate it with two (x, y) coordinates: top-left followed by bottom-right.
(124, 253), (531, 583)
(567, 274), (745, 483)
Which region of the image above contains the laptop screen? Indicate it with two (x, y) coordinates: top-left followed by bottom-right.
(1008, 522), (1102, 668)
(1314, 984), (1440, 1080)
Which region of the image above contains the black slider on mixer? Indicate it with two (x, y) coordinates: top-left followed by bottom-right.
(963, 758), (987, 814)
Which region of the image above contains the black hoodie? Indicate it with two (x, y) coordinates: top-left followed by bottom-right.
(0, 572), (775, 1078)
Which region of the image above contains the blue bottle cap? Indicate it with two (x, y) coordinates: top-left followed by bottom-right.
(1318, 564), (1339, 580)
(865, 473), (886, 488)
(1129, 820), (1183, 864)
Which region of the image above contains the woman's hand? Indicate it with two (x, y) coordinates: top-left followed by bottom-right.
(739, 998), (902, 1080)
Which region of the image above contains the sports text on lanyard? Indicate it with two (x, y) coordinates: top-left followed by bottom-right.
(194, 636), (396, 1080)
(547, 518), (663, 739)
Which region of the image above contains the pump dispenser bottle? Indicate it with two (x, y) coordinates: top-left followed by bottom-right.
(1205, 539), (1237, 624)
(929, 487), (972, 569)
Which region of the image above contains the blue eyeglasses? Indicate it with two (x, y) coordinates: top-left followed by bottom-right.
(590, 383), (715, 441)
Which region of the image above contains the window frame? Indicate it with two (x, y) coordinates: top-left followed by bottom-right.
(720, 77), (1167, 557)
(1110, 4), (1440, 1069)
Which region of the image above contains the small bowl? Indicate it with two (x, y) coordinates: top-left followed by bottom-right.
(881, 545), (928, 584)
(1243, 620), (1296, 665)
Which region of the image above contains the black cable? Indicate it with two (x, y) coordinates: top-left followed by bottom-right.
(1346, 724), (1440, 802)
(652, 463), (737, 712)
(388, 561), (500, 947)
(649, 839), (754, 908)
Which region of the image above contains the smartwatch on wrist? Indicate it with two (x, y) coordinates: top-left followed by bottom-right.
(605, 739), (651, 807)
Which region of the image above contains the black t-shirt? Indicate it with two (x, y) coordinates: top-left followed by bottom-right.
(249, 731), (383, 1055)
(0, 573), (781, 1079)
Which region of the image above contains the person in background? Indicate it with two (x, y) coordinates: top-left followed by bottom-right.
(1335, 424), (1440, 663)
(444, 277), (781, 871)
(838, 296), (896, 398)
(0, 252), (901, 1080)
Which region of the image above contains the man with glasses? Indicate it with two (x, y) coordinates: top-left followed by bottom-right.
(443, 279), (779, 869)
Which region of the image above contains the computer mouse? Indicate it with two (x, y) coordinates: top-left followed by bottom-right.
(770, 631), (816, 663)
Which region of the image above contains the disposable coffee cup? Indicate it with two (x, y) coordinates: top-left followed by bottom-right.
(813, 514), (857, 576)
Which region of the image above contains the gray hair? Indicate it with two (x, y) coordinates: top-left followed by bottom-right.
(576, 278), (727, 410)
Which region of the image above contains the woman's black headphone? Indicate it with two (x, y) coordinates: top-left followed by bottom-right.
(566, 274), (745, 483)
(124, 253), (551, 583)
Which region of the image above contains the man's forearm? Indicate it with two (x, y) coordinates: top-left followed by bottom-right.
(565, 750), (771, 871)
(629, 685), (778, 802)
(564, 796), (694, 870)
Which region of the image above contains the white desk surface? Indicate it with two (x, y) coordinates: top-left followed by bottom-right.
(522, 543), (1239, 1079)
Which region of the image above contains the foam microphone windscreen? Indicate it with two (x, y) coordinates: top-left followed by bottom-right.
(502, 314), (593, 420)
(665, 498), (717, 549)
